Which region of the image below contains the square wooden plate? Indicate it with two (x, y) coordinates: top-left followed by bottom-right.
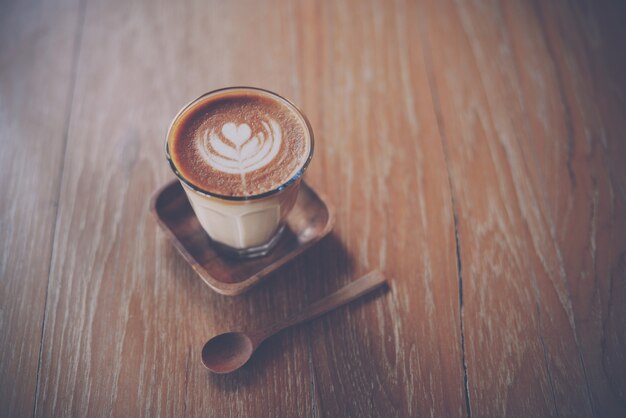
(151, 180), (335, 296)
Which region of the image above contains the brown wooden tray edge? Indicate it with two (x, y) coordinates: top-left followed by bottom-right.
(150, 180), (336, 296)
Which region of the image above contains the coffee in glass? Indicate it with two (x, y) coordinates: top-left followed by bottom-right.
(166, 87), (314, 258)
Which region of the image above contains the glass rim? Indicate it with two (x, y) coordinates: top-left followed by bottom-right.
(165, 86), (314, 202)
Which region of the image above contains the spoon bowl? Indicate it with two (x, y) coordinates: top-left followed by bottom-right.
(201, 332), (254, 373)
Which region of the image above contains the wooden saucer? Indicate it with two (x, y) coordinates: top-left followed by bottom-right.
(151, 180), (335, 296)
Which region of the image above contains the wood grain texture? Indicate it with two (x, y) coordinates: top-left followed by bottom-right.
(1, 0), (624, 417)
(35, 0), (322, 416)
(534, 2), (626, 415)
(33, 0), (465, 416)
(292, 0), (467, 416)
(419, 0), (626, 416)
(0, 0), (82, 417)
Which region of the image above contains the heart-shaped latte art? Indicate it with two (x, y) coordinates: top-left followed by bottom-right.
(199, 117), (282, 175)
(221, 123), (252, 147)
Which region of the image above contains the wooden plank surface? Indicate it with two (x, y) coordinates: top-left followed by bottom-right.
(1, 0), (625, 417)
(32, 0), (464, 415)
(534, 3), (626, 415)
(292, 1), (466, 416)
(419, 1), (626, 416)
(34, 0), (331, 415)
(0, 0), (82, 416)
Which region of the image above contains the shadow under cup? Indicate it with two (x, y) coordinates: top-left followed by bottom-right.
(165, 87), (314, 259)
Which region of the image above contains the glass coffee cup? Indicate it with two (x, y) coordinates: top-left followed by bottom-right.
(166, 87), (314, 258)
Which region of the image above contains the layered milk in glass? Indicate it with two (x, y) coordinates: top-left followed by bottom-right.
(166, 87), (313, 258)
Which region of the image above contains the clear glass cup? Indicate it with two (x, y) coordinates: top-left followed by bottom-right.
(165, 87), (314, 258)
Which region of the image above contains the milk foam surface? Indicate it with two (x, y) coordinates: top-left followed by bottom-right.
(169, 91), (310, 197)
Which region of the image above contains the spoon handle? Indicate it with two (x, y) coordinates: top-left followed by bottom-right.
(255, 270), (387, 342)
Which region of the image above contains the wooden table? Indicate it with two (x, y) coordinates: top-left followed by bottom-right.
(2, 0), (625, 416)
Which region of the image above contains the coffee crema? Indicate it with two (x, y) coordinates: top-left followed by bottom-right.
(168, 89), (311, 197)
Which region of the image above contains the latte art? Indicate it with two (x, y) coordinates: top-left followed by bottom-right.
(168, 89), (311, 196)
(199, 119), (282, 174)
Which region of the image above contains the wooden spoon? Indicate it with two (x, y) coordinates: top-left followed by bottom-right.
(201, 270), (386, 373)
